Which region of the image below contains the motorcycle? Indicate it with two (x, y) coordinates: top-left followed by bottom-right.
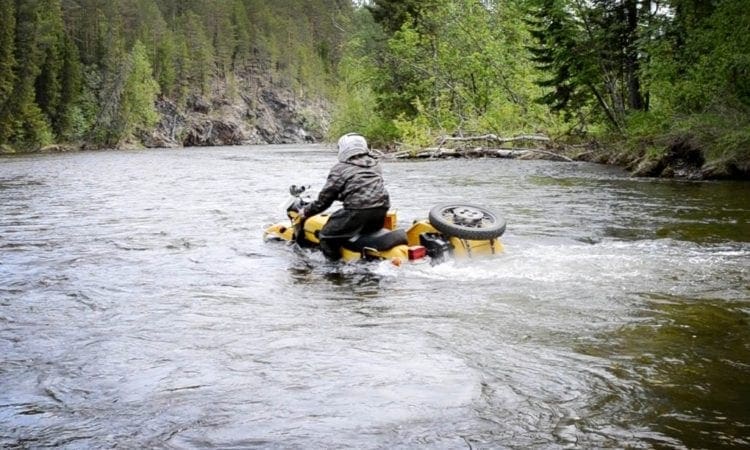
(263, 185), (507, 264)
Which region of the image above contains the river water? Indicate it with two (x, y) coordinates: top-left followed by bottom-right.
(1, 145), (748, 449)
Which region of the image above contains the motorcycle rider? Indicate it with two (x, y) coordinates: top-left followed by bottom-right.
(298, 133), (390, 260)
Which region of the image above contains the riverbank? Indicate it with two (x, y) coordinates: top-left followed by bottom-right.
(4, 123), (748, 182)
(382, 131), (750, 181)
(578, 132), (750, 180)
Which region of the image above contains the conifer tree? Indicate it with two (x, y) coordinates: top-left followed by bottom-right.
(57, 35), (84, 140)
(230, 0), (252, 72)
(0, 1), (17, 143)
(120, 40), (160, 140)
(179, 12), (215, 97)
(5, 0), (55, 148)
(367, 0), (436, 34)
(34, 0), (67, 134)
(526, 0), (650, 130)
(92, 17), (128, 145)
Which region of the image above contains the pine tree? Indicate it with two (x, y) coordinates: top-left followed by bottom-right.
(367, 0), (436, 34)
(92, 17), (128, 145)
(2, 0), (358, 149)
(34, 0), (67, 135)
(119, 40), (160, 140)
(178, 12), (214, 97)
(57, 35), (84, 140)
(155, 36), (178, 96)
(230, 0), (252, 72)
(0, 1), (17, 143)
(5, 0), (56, 148)
(132, 0), (176, 96)
(526, 0), (650, 130)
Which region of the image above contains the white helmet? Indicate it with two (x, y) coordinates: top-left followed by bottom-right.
(337, 133), (369, 162)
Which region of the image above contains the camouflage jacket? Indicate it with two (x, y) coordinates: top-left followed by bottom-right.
(305, 153), (390, 216)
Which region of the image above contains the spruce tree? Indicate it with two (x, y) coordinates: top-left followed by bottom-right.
(0, 1), (17, 144)
(526, 0), (649, 130)
(367, 0), (436, 34)
(57, 35), (84, 140)
(6, 0), (55, 148)
(34, 0), (67, 135)
(120, 40), (160, 140)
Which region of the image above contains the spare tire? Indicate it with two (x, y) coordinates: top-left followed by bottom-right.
(428, 204), (506, 240)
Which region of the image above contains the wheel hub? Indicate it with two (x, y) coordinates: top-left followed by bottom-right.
(450, 206), (484, 226)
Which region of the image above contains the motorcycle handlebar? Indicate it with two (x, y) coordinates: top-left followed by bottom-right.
(289, 184), (310, 196)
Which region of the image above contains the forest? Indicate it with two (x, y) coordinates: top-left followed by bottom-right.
(1, 0), (749, 178)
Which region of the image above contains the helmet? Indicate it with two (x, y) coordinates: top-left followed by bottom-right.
(337, 133), (369, 162)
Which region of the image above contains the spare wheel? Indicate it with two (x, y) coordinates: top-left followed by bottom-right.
(428, 204), (506, 240)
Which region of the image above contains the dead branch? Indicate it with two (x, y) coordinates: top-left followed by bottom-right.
(437, 134), (551, 146)
(386, 146), (573, 162)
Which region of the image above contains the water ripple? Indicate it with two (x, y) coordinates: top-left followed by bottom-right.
(0, 146), (748, 448)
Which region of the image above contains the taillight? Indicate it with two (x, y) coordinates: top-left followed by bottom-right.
(408, 245), (427, 260)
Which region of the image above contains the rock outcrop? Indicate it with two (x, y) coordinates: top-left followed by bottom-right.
(145, 76), (329, 148)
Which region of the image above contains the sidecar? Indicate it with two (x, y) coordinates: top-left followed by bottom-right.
(263, 186), (506, 264)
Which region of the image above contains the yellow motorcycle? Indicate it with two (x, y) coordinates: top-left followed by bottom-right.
(263, 185), (506, 264)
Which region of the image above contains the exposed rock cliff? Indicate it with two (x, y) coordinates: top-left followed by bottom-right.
(143, 76), (330, 148)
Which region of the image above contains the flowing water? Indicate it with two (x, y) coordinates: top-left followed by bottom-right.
(1, 145), (748, 449)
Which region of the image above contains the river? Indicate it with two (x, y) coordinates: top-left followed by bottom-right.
(1, 145), (748, 449)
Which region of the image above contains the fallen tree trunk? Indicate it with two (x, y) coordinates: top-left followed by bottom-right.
(437, 133), (551, 146)
(388, 146), (573, 162)
(384, 133), (574, 162)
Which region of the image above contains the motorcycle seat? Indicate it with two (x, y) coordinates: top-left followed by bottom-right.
(348, 228), (408, 251)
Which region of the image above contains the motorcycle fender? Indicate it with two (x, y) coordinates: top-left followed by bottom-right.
(340, 244), (410, 263)
(406, 220), (439, 247)
(303, 214), (329, 244)
(264, 222), (294, 241)
(341, 247), (363, 261)
(377, 244), (409, 262)
(449, 237), (504, 258)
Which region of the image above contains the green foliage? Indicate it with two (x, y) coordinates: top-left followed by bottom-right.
(90, 20), (128, 146)
(628, 0), (750, 175)
(329, 0), (750, 178)
(1, 0), (58, 149)
(335, 0), (558, 145)
(57, 35), (84, 139)
(659, 0), (750, 113)
(230, 0), (252, 72)
(667, 113), (750, 171)
(179, 12), (215, 96)
(624, 110), (670, 141)
(328, 34), (399, 148)
(0, 0), (747, 175)
(367, 0), (437, 34)
(0, 1), (17, 142)
(328, 9), (398, 148)
(0, 0), (351, 150)
(393, 101), (434, 151)
(120, 40), (160, 140)
(34, 1), (66, 135)
(526, 0), (648, 132)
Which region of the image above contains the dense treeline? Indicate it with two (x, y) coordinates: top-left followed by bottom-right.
(333, 0), (750, 177)
(0, 0), (351, 151)
(2, 0), (748, 177)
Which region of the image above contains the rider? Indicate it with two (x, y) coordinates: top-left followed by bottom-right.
(299, 133), (390, 260)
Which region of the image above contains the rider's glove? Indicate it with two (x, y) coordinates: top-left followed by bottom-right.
(297, 207), (306, 220)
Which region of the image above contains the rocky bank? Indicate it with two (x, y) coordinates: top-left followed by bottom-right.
(141, 76), (330, 149)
